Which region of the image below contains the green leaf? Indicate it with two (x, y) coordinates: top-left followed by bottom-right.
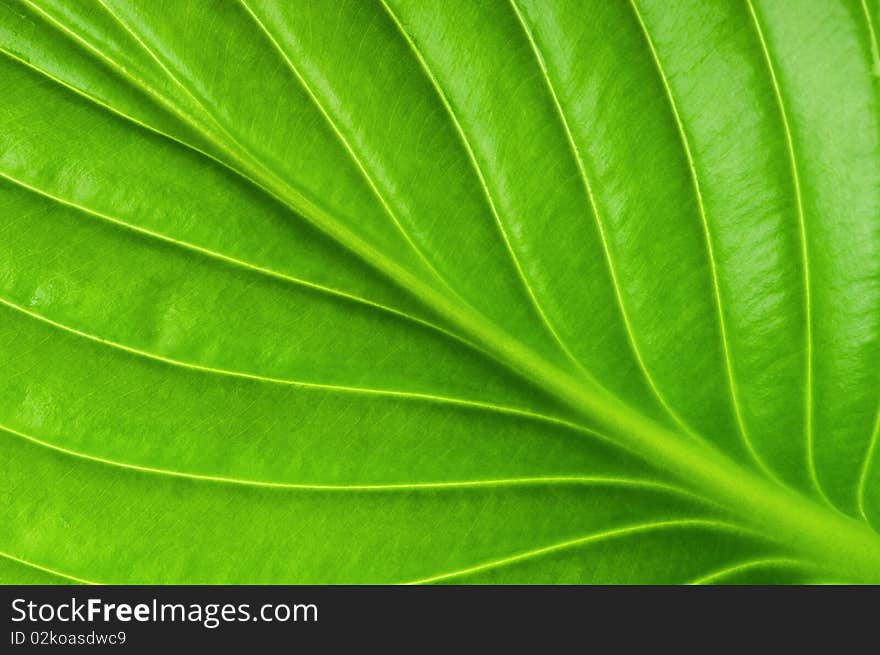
(1, 0), (878, 584)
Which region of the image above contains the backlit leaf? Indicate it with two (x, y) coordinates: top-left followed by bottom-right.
(1, 0), (878, 584)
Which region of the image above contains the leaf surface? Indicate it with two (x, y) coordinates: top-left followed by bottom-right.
(1, 0), (879, 584)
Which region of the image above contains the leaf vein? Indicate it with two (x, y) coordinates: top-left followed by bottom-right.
(0, 294), (610, 441)
(0, 167), (476, 358)
(746, 1), (822, 500)
(687, 557), (807, 585)
(629, 0), (778, 479)
(236, 0), (460, 298)
(378, 0), (595, 380)
(508, 0), (699, 441)
(0, 550), (97, 585)
(1, 420), (692, 495)
(404, 519), (760, 584)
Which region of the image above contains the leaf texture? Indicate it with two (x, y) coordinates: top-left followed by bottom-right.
(1, 0), (879, 584)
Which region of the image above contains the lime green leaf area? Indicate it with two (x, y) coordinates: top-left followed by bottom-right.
(0, 0), (878, 585)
